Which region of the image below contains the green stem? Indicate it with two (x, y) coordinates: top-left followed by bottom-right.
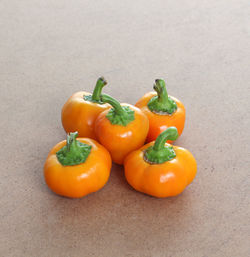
(83, 77), (107, 103)
(66, 132), (77, 151)
(144, 127), (179, 164)
(154, 79), (169, 105)
(101, 94), (126, 115)
(91, 77), (107, 101)
(56, 132), (92, 166)
(147, 79), (177, 114)
(153, 127), (178, 151)
(100, 94), (135, 126)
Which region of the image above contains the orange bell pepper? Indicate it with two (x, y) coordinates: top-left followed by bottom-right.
(94, 94), (149, 165)
(44, 132), (112, 198)
(61, 77), (110, 140)
(135, 79), (185, 143)
(124, 127), (197, 198)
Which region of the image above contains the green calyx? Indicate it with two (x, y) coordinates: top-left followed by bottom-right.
(83, 77), (107, 104)
(144, 127), (179, 164)
(56, 132), (92, 166)
(147, 79), (177, 114)
(100, 94), (135, 126)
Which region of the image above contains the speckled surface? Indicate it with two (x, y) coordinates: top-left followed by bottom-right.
(0, 0), (249, 256)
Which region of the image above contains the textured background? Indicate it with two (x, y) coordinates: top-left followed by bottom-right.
(0, 0), (249, 256)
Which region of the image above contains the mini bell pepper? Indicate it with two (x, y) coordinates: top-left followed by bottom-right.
(94, 94), (149, 165)
(61, 77), (110, 140)
(124, 127), (197, 198)
(135, 79), (185, 143)
(44, 132), (112, 198)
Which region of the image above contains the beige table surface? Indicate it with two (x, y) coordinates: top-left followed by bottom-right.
(1, 0), (249, 256)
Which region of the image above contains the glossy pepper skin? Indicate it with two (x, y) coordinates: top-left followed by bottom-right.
(135, 79), (185, 143)
(44, 132), (112, 198)
(124, 127), (197, 198)
(94, 94), (149, 165)
(61, 77), (110, 140)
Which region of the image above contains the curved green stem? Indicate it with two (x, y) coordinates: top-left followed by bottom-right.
(153, 127), (179, 151)
(147, 79), (177, 114)
(100, 94), (135, 126)
(101, 94), (126, 115)
(91, 77), (107, 101)
(154, 79), (169, 104)
(144, 127), (179, 164)
(83, 77), (107, 103)
(56, 132), (92, 166)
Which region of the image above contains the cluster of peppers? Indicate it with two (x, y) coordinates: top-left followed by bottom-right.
(44, 77), (197, 198)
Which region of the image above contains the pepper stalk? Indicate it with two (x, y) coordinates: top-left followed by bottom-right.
(56, 132), (92, 166)
(100, 94), (135, 126)
(147, 79), (177, 114)
(144, 127), (179, 164)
